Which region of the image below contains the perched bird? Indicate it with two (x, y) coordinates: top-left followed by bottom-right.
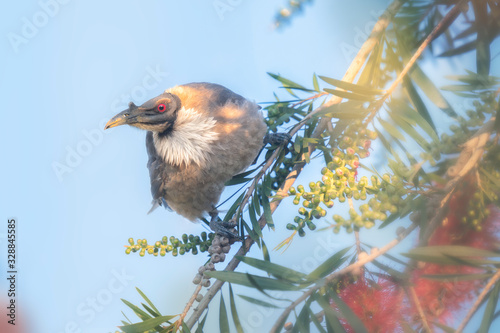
(105, 83), (271, 236)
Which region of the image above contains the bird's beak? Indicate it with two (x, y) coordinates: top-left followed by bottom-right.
(104, 103), (138, 130)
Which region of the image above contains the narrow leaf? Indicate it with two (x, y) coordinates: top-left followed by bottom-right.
(219, 295), (230, 333)
(307, 246), (352, 280)
(119, 315), (177, 333)
(205, 271), (301, 291)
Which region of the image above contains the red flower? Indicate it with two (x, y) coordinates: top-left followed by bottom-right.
(335, 276), (405, 333)
(410, 180), (500, 324)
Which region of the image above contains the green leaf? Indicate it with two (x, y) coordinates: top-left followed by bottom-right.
(314, 293), (346, 333)
(324, 88), (376, 101)
(479, 279), (500, 333)
(402, 76), (436, 132)
(422, 273), (493, 281)
(136, 287), (160, 316)
(225, 176), (253, 186)
(261, 193), (275, 231)
(319, 76), (384, 95)
(293, 297), (312, 333)
(307, 246), (352, 280)
(313, 73), (320, 92)
(402, 246), (500, 265)
(205, 271), (301, 291)
(195, 313), (208, 333)
(223, 192), (245, 223)
(390, 111), (430, 150)
(309, 307), (328, 333)
(141, 303), (160, 318)
(219, 294), (230, 333)
(119, 315), (177, 333)
(262, 239), (271, 263)
(249, 197), (263, 238)
(182, 321), (192, 333)
(473, 0), (490, 77)
(237, 256), (307, 283)
(378, 118), (406, 141)
(409, 63), (457, 118)
(268, 73), (308, 90)
(121, 299), (152, 321)
(431, 322), (455, 333)
(238, 294), (281, 308)
(229, 285), (244, 333)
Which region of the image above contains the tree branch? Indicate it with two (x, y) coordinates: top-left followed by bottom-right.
(270, 223), (418, 333)
(455, 270), (500, 333)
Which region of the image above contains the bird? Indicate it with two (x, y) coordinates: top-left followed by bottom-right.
(105, 82), (275, 237)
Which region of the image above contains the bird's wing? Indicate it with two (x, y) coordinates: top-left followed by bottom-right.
(146, 131), (171, 213)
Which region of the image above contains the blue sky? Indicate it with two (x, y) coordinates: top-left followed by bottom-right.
(1, 0), (498, 332)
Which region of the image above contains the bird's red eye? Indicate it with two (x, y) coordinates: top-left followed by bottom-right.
(157, 104), (166, 112)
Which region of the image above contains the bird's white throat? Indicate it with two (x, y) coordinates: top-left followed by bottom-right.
(152, 107), (218, 166)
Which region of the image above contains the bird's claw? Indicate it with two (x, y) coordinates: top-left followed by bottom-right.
(264, 132), (292, 146)
(209, 216), (243, 241)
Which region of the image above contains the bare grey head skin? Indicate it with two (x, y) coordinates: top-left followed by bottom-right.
(105, 83), (270, 239)
(105, 92), (181, 134)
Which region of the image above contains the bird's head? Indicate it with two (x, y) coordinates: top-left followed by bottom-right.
(104, 92), (181, 133)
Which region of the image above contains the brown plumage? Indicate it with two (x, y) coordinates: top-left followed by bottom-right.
(105, 83), (267, 222)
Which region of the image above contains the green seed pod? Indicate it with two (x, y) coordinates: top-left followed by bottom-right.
(364, 221), (375, 229)
(147, 247), (154, 255)
(160, 250), (166, 256)
(289, 187), (297, 195)
(339, 195), (346, 203)
(298, 207), (307, 215)
(155, 241), (161, 248)
(298, 228), (306, 237)
(125, 248), (131, 254)
(172, 248), (178, 256)
(166, 245), (173, 252)
(128, 238), (134, 245)
(293, 198), (300, 205)
(297, 185), (305, 193)
(162, 236), (168, 244)
(353, 191), (360, 200)
(306, 221), (317, 230)
(324, 200), (334, 208)
(286, 223), (296, 230)
(140, 249), (146, 257)
(309, 182), (316, 190)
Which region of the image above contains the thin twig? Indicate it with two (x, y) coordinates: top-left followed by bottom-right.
(175, 283), (202, 328)
(364, 0), (468, 125)
(455, 270), (500, 333)
(269, 223), (418, 333)
(409, 285), (432, 332)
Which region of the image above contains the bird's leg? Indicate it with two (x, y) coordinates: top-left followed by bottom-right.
(209, 211), (242, 241)
(251, 132), (292, 165)
(263, 132), (292, 146)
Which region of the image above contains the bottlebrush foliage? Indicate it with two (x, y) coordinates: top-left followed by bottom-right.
(116, 1), (500, 332)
